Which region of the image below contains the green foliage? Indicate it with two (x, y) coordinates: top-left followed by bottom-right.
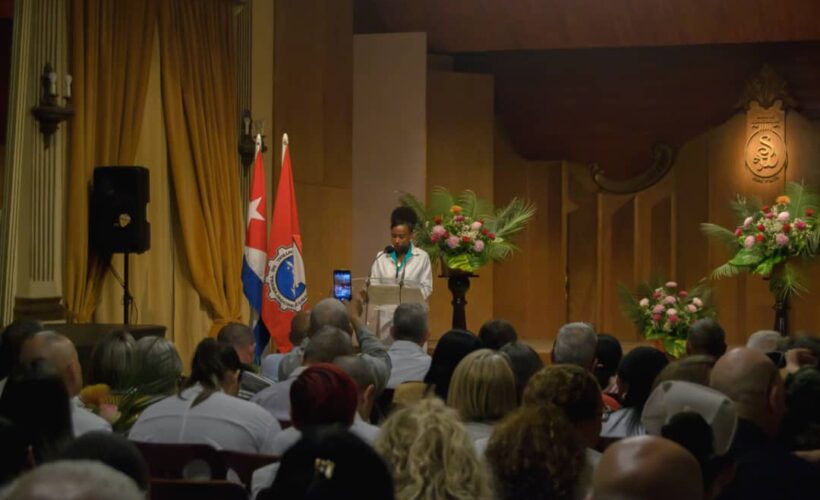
(700, 223), (740, 249)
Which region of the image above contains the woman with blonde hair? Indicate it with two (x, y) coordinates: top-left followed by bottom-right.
(376, 398), (492, 500)
(447, 348), (518, 442)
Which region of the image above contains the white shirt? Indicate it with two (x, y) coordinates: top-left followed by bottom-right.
(250, 367), (305, 422)
(600, 407), (645, 438)
(129, 384), (281, 455)
(251, 414), (380, 498)
(463, 421), (495, 443)
(368, 245), (433, 341)
(72, 397), (112, 436)
(386, 340), (432, 389)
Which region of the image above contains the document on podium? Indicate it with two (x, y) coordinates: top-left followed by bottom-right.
(366, 277), (426, 307)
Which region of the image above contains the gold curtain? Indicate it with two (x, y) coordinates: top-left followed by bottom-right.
(65, 0), (158, 322)
(158, 0), (244, 344)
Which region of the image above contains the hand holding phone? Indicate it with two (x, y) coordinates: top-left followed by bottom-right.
(333, 269), (352, 302)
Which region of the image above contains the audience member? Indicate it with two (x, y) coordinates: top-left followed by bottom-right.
(20, 331), (111, 436)
(477, 319), (518, 350)
(591, 435), (704, 500)
(217, 322), (257, 366)
(520, 364), (605, 498)
(0, 319), (43, 395)
(279, 298), (391, 393)
(554, 323), (620, 412)
(447, 349), (517, 442)
(252, 326), (353, 422)
(423, 329), (482, 401)
(652, 354), (716, 390)
(686, 319), (727, 359)
(376, 398), (492, 500)
(133, 336), (183, 395)
(61, 431), (149, 493)
(386, 303), (431, 389)
(601, 347), (668, 438)
(261, 311), (310, 381)
(0, 460), (143, 500)
(498, 340), (544, 403)
(260, 426), (394, 500)
(334, 355), (381, 440)
(780, 366), (820, 451)
(486, 405), (585, 500)
(642, 381), (738, 498)
(710, 347), (819, 499)
(594, 333), (622, 392)
(129, 338), (281, 454)
(0, 416), (28, 486)
(746, 330), (781, 353)
(86, 330), (136, 391)
(252, 364), (361, 497)
(0, 360), (74, 464)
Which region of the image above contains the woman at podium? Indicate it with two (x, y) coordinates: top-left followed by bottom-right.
(368, 207), (433, 341)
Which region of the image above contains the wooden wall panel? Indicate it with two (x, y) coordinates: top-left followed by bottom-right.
(493, 125), (564, 341)
(566, 163), (599, 325)
(274, 0), (353, 308)
(426, 70), (494, 338)
(597, 195), (636, 338)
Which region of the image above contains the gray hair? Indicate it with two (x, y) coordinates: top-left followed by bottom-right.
(392, 303), (428, 344)
(304, 326), (354, 364)
(746, 330), (781, 353)
(553, 322), (597, 369)
(1, 460), (143, 500)
(134, 336), (183, 394)
(309, 299), (351, 336)
(334, 355), (376, 392)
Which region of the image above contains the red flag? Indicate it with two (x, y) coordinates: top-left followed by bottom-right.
(261, 134), (306, 352)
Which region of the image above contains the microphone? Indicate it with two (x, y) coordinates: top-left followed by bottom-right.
(383, 245), (394, 256)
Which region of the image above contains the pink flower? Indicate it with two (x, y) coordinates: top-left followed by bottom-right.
(470, 221), (483, 230)
(743, 216), (754, 228)
(653, 290), (662, 299)
(734, 227), (743, 237)
(99, 404), (121, 424)
(639, 298), (650, 307)
(446, 236), (460, 249)
(653, 304), (665, 314)
(686, 304), (698, 313)
(678, 290), (689, 299)
(453, 215), (465, 222)
(744, 235), (755, 248)
(664, 295), (677, 305)
(765, 212), (774, 219)
(473, 240), (485, 252)
(665, 281), (677, 288)
(775, 233), (789, 246)
(651, 313), (662, 322)
(431, 235), (439, 243)
(777, 211), (790, 222)
(666, 308), (678, 316)
(795, 219), (807, 231)
(668, 315), (679, 324)
(431, 225), (447, 237)
(692, 297), (703, 307)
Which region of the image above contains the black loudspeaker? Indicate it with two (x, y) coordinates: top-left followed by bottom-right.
(91, 166), (151, 254)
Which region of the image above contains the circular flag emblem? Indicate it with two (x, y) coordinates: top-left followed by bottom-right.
(265, 245), (307, 312)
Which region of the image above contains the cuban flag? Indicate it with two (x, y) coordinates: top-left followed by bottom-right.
(261, 134), (307, 353)
(242, 135), (269, 358)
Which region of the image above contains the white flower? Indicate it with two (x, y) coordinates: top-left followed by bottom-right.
(639, 298), (650, 308)
(743, 216), (753, 228)
(692, 297), (703, 307)
(666, 308), (678, 316)
(665, 281), (678, 288)
(686, 304), (698, 313)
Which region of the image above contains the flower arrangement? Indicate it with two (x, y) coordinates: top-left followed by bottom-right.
(399, 187), (536, 273)
(701, 182), (820, 299)
(79, 384), (122, 425)
(619, 280), (714, 358)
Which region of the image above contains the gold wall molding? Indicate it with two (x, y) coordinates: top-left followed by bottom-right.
(590, 144), (676, 194)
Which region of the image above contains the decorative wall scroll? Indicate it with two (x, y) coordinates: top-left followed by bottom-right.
(738, 65), (796, 185)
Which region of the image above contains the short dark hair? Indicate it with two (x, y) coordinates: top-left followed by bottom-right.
(390, 206), (418, 231)
(499, 341), (544, 403)
(183, 339), (242, 407)
(62, 431), (150, 491)
(392, 304), (427, 344)
(290, 312), (311, 346)
(594, 334), (623, 389)
(478, 319), (518, 350)
(0, 319), (43, 379)
(217, 323), (255, 348)
(304, 327), (354, 364)
(687, 319), (727, 358)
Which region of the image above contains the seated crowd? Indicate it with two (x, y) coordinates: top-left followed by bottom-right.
(1, 301), (820, 500)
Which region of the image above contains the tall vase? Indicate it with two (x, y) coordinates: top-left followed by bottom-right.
(439, 258), (477, 331)
(772, 294), (790, 336)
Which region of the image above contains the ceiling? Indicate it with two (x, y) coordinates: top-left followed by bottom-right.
(355, 1), (820, 180)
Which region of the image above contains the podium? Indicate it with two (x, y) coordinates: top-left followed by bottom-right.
(358, 277), (426, 340)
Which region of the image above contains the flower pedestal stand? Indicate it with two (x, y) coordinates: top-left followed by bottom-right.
(773, 295), (790, 336)
(440, 261), (477, 330)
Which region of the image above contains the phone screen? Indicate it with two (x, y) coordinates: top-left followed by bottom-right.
(333, 269), (352, 301)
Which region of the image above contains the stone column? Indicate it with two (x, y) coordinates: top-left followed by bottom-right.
(0, 0), (69, 323)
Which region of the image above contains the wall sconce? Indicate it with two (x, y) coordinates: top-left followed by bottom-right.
(239, 109), (267, 168)
(31, 63), (74, 149)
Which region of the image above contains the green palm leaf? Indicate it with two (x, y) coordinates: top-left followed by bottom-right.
(700, 223), (740, 249)
(786, 181), (820, 219)
(428, 186), (455, 217)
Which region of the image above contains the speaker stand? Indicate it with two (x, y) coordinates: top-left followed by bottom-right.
(122, 252), (133, 324)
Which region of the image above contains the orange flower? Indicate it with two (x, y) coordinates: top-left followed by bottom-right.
(80, 384), (111, 407)
(450, 205), (463, 214)
(776, 195), (790, 205)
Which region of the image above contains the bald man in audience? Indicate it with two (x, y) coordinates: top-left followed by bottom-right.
(591, 435), (703, 500)
(710, 347), (818, 499)
(21, 331), (111, 436)
(686, 318), (727, 359)
(217, 322), (256, 366)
